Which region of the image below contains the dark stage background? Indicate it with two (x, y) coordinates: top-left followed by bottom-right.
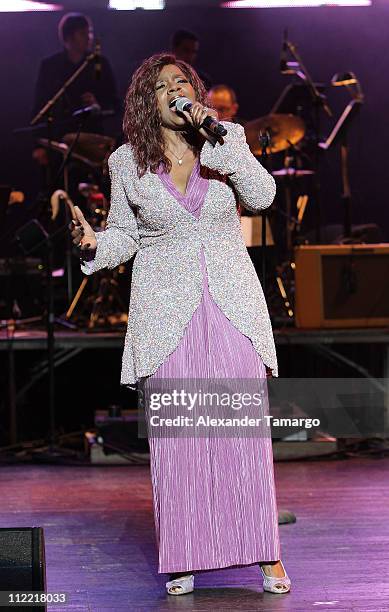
(0, 3), (388, 237)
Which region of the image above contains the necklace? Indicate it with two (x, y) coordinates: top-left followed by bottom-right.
(167, 146), (189, 166)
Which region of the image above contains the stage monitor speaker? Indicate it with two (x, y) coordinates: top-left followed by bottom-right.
(294, 244), (389, 328)
(0, 527), (46, 609)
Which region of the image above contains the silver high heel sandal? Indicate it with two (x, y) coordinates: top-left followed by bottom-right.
(260, 560), (291, 594)
(166, 573), (194, 595)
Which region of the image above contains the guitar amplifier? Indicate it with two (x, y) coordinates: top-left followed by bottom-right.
(294, 244), (389, 328)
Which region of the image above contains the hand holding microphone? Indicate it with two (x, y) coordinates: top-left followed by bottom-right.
(170, 97), (227, 143)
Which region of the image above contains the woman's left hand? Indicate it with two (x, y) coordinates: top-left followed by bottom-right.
(180, 102), (220, 144)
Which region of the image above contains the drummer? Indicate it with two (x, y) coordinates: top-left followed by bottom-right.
(32, 12), (120, 168)
(207, 84), (246, 126)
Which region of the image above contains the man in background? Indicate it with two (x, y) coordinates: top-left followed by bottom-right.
(208, 85), (273, 281)
(31, 13), (120, 275)
(32, 12), (119, 167)
(208, 84), (246, 125)
(171, 29), (212, 90)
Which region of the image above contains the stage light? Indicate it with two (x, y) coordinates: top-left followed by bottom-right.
(221, 1), (371, 7)
(0, 0), (62, 10)
(109, 0), (165, 9)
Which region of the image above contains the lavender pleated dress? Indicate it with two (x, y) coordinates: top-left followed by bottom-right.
(142, 159), (281, 574)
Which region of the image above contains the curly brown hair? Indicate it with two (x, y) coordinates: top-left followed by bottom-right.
(123, 53), (209, 177)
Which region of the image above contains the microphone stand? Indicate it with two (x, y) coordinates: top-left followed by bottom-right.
(283, 37), (332, 244)
(284, 39), (332, 119)
(259, 132), (271, 294)
(11, 220), (81, 460)
(60, 115), (88, 306)
(30, 51), (98, 127)
(30, 51), (98, 305)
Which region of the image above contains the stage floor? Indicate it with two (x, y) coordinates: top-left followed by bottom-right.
(1, 457), (389, 611)
(1, 326), (389, 350)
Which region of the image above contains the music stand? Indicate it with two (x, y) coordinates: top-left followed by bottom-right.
(319, 97), (363, 239)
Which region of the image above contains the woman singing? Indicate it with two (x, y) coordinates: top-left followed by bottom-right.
(70, 53), (291, 597)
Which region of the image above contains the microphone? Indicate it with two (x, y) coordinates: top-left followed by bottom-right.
(171, 97), (227, 138)
(94, 39), (102, 80)
(280, 29), (288, 73)
(72, 104), (101, 117)
(72, 104), (114, 118)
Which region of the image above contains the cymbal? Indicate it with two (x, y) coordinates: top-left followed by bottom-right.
(272, 168), (315, 178)
(244, 114), (305, 154)
(37, 138), (68, 156)
(63, 133), (116, 167)
(37, 137), (98, 168)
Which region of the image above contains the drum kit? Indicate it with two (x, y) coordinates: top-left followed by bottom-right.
(37, 133), (115, 170)
(42, 133), (114, 228)
(242, 112), (315, 322)
(33, 130), (130, 330)
(242, 65), (363, 322)
(244, 112), (314, 240)
(245, 113), (305, 155)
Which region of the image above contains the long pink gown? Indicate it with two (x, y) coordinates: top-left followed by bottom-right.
(142, 159), (281, 574)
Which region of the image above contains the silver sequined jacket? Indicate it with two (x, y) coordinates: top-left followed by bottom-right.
(81, 121), (278, 388)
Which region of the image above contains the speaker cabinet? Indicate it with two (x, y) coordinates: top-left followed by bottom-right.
(294, 244), (389, 328)
(0, 527), (46, 609)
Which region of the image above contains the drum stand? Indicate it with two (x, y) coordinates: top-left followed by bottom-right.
(65, 267), (128, 330)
